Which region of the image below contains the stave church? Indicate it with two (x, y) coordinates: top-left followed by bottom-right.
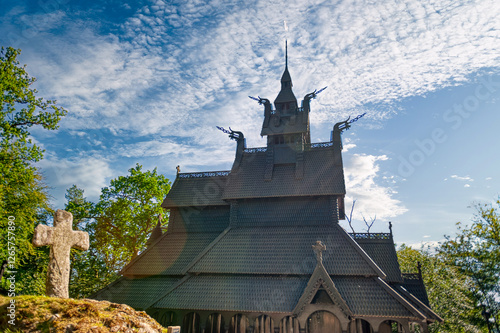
(93, 48), (442, 333)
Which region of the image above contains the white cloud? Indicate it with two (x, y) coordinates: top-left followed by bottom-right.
(37, 156), (114, 206)
(3, 0), (499, 222)
(450, 174), (474, 182)
(8, 0), (498, 145)
(343, 153), (408, 228)
(402, 240), (443, 252)
(113, 138), (236, 171)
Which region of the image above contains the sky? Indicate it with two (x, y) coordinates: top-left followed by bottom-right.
(1, 0), (499, 247)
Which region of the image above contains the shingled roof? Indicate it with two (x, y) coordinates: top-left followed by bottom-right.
(333, 277), (419, 318)
(188, 224), (384, 277)
(401, 273), (431, 306)
(162, 174), (229, 208)
(223, 147), (345, 199)
(154, 275), (309, 313)
(92, 276), (181, 310)
(121, 231), (222, 276)
(351, 233), (403, 283)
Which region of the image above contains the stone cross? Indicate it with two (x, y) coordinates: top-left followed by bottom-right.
(312, 240), (326, 265)
(32, 209), (89, 298)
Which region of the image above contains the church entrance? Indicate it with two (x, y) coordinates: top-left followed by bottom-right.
(307, 311), (342, 333)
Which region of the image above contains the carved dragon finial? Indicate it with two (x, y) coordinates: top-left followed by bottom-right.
(216, 126), (244, 142)
(333, 117), (351, 140)
(249, 96), (270, 106)
(302, 87), (327, 114)
(304, 86), (327, 101)
(229, 129), (244, 142)
(332, 113), (367, 147)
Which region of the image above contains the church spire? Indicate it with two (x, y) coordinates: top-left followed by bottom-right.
(285, 39), (288, 68)
(275, 40), (296, 106)
(258, 42), (311, 153)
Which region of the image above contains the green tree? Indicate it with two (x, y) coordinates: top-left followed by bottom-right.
(94, 164), (171, 272)
(64, 165), (171, 297)
(397, 245), (483, 333)
(0, 46), (66, 294)
(440, 199), (500, 332)
(0, 46), (66, 166)
(64, 185), (117, 298)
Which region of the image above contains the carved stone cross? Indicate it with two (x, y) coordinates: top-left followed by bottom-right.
(32, 209), (89, 298)
(312, 240), (326, 265)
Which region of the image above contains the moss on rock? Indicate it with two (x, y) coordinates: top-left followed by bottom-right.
(0, 295), (168, 332)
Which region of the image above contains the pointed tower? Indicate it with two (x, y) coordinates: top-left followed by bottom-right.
(261, 42), (311, 165)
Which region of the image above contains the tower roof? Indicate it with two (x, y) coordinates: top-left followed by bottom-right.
(274, 45), (297, 105)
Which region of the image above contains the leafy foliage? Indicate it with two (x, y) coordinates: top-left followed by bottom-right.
(64, 186), (117, 299)
(94, 164), (171, 272)
(440, 199), (500, 332)
(0, 46), (67, 165)
(64, 165), (171, 297)
(397, 245), (483, 333)
(0, 46), (66, 295)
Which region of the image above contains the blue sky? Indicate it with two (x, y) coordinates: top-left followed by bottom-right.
(1, 0), (499, 247)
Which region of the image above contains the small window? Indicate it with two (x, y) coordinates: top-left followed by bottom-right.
(274, 135), (285, 145)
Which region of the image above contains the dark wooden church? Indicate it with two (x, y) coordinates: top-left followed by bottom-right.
(93, 52), (442, 333)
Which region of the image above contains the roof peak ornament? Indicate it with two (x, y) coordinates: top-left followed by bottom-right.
(216, 126), (244, 142)
(312, 240), (326, 265)
(217, 126), (246, 171)
(332, 112), (367, 148)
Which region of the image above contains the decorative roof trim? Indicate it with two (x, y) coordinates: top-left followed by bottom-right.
(178, 171), (230, 178)
(240, 141), (334, 154)
(244, 147), (267, 153)
(374, 277), (427, 321)
(394, 285), (444, 323)
(307, 142), (334, 149)
(349, 233), (391, 240)
(184, 227), (232, 274)
(337, 224), (387, 279)
(293, 261), (352, 318)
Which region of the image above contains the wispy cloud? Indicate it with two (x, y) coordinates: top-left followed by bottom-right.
(6, 0), (498, 146)
(2, 0), (499, 217)
(37, 156), (114, 206)
(450, 174), (474, 182)
(344, 153), (408, 227)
